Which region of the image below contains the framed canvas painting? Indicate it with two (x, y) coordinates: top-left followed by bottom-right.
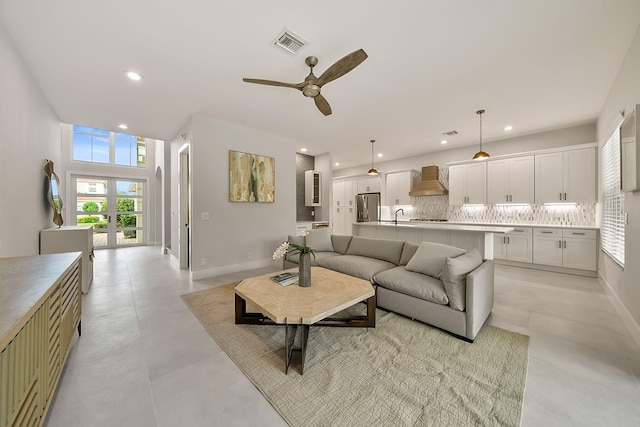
(229, 150), (275, 202)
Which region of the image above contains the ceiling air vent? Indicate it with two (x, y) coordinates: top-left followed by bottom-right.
(272, 28), (308, 55)
(442, 130), (458, 136)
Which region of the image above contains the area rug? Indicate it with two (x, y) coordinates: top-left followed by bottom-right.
(182, 283), (529, 426)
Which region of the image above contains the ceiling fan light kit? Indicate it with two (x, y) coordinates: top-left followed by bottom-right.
(368, 140), (379, 175)
(243, 49), (368, 116)
(472, 109), (490, 160)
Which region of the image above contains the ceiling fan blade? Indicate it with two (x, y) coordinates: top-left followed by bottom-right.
(242, 78), (304, 90)
(314, 95), (332, 116)
(316, 49), (368, 87)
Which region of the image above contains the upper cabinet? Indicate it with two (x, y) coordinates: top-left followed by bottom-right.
(357, 175), (381, 193)
(332, 177), (357, 207)
(535, 147), (596, 203)
(487, 156), (534, 204)
(305, 170), (321, 206)
(449, 162), (486, 204)
(384, 170), (418, 206)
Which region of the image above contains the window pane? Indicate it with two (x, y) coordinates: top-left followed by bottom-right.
(115, 132), (137, 141)
(115, 140), (134, 166)
(116, 180), (143, 196)
(73, 132), (92, 161)
(92, 136), (109, 163)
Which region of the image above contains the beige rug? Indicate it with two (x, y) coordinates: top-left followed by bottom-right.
(182, 283), (529, 426)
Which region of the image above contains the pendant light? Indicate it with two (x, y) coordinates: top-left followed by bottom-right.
(367, 139), (379, 175)
(472, 109), (490, 160)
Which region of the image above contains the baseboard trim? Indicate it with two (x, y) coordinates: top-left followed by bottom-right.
(190, 258), (273, 280)
(598, 271), (640, 349)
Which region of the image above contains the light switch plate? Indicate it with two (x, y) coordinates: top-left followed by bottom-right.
(201, 212), (209, 220)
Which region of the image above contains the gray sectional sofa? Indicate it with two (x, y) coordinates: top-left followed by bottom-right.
(284, 229), (494, 342)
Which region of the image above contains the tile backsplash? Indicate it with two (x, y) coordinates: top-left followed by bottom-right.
(447, 202), (596, 226)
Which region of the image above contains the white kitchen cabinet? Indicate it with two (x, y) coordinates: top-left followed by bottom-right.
(40, 225), (94, 293)
(332, 205), (355, 236)
(448, 162), (486, 204)
(304, 170), (321, 206)
(493, 227), (532, 263)
(357, 175), (381, 193)
(535, 148), (596, 203)
(487, 156), (534, 204)
(533, 228), (597, 271)
(384, 170), (418, 206)
(332, 177), (357, 207)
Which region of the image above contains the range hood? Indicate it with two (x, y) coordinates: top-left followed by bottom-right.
(409, 166), (449, 196)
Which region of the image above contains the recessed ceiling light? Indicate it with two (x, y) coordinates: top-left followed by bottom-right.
(126, 71), (142, 81)
(118, 124), (128, 130)
(377, 153), (383, 158)
(440, 140), (448, 144)
(300, 148), (307, 152)
(335, 162), (340, 166)
(504, 125), (513, 131)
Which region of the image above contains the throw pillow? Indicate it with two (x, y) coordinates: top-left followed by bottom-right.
(442, 249), (483, 311)
(287, 235), (305, 248)
(404, 241), (466, 279)
(305, 227), (334, 252)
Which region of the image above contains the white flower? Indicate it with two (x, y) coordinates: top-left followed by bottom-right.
(272, 241), (289, 260)
(303, 228), (310, 237)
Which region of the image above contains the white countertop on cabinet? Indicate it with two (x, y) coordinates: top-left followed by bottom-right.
(354, 221), (514, 233)
(447, 222), (599, 230)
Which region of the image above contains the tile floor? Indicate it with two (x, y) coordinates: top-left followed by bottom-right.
(44, 246), (640, 426)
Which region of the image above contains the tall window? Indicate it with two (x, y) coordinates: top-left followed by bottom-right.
(73, 125), (147, 167)
(601, 126), (625, 267)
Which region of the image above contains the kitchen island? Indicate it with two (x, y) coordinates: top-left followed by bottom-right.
(352, 221), (514, 260)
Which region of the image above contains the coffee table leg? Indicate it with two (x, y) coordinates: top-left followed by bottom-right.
(300, 324), (310, 374)
(284, 319), (298, 375)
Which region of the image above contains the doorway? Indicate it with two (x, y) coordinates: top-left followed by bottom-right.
(72, 175), (146, 248)
(179, 144), (191, 269)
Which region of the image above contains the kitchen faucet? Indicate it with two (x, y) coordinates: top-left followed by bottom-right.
(394, 208), (404, 225)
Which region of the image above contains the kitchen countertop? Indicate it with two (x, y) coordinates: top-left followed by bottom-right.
(353, 221), (515, 233)
(447, 221), (599, 230)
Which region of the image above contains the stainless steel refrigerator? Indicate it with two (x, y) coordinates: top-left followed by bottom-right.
(356, 192), (381, 222)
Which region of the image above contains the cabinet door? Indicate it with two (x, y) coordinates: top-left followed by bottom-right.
(533, 232), (563, 266)
(332, 180), (345, 206)
(448, 165), (467, 204)
(506, 229), (532, 263)
(562, 237), (596, 270)
(493, 233), (508, 260)
(344, 178), (358, 207)
(535, 152), (564, 203)
(385, 172), (411, 205)
(564, 148), (596, 203)
(487, 159), (510, 204)
(509, 156), (534, 203)
(466, 162), (487, 204)
(368, 175), (382, 193)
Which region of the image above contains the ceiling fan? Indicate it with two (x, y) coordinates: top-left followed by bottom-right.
(242, 49), (368, 116)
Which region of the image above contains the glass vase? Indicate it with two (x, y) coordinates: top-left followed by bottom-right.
(298, 253), (311, 287)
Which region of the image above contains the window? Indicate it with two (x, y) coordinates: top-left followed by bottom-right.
(73, 125), (146, 168)
(601, 126), (625, 267)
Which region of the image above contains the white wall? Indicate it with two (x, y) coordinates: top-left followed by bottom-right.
(0, 26), (61, 257)
(335, 123), (596, 178)
(172, 114), (297, 279)
(597, 25), (640, 334)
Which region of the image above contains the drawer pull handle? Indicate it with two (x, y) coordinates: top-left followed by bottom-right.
(541, 231), (553, 234)
(572, 232), (585, 235)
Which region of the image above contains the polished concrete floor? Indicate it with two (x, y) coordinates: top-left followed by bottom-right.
(44, 246), (640, 426)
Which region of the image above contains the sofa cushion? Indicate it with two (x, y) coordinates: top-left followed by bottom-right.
(399, 242), (419, 265)
(442, 249), (483, 311)
(306, 227), (334, 252)
(405, 241), (466, 279)
(286, 251), (339, 266)
(374, 266), (449, 305)
(346, 236), (404, 265)
(331, 235), (353, 255)
(318, 255), (396, 282)
(287, 235), (305, 247)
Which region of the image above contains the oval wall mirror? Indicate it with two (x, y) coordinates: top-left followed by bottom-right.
(44, 159), (64, 227)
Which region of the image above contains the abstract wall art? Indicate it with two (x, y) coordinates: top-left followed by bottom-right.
(229, 150), (275, 202)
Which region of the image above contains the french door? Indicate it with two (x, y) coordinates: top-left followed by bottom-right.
(73, 175), (145, 248)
